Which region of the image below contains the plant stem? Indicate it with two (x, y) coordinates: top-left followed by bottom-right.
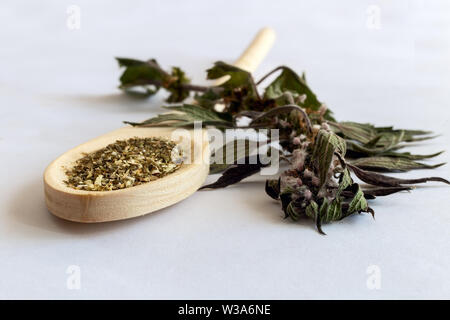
(250, 104), (312, 134)
(255, 66), (286, 86)
(121, 79), (218, 93)
(181, 83), (213, 92)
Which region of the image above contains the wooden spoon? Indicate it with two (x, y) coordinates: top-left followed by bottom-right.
(44, 27), (276, 223)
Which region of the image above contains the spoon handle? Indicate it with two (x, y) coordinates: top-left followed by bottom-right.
(233, 27), (276, 73)
(213, 27), (276, 86)
(214, 27), (275, 86)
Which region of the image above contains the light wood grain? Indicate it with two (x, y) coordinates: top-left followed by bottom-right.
(233, 27), (276, 73)
(44, 127), (209, 222)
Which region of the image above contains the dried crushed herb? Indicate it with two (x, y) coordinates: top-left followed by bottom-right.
(64, 137), (183, 191)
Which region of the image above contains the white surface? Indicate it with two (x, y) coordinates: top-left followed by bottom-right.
(1, 0), (449, 299)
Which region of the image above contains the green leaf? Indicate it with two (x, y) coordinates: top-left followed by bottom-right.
(286, 200), (303, 221)
(346, 141), (444, 160)
(166, 104), (232, 122)
(376, 126), (431, 136)
(336, 168), (353, 196)
(206, 61), (260, 114)
(320, 197), (343, 223)
(305, 201), (319, 220)
(380, 150), (444, 160)
(194, 89), (222, 110)
(166, 67), (191, 103)
(116, 58), (148, 67)
(206, 61), (257, 97)
(264, 67), (319, 106)
(117, 58), (191, 102)
(117, 58), (168, 95)
(349, 156), (446, 172)
(347, 184), (369, 213)
(263, 66), (334, 120)
(329, 122), (376, 144)
(124, 104), (234, 128)
(311, 129), (347, 188)
(331, 121), (437, 148)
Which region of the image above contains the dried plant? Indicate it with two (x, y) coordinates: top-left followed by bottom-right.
(114, 58), (448, 234)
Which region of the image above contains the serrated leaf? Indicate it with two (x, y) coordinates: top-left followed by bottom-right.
(286, 200), (303, 221)
(166, 104), (232, 122)
(263, 66), (334, 120)
(348, 163), (449, 187)
(346, 140), (444, 160)
(380, 150), (444, 160)
(347, 184), (369, 213)
(195, 89), (222, 109)
(329, 122), (376, 144)
(312, 129), (347, 188)
(206, 61), (261, 114)
(264, 67), (317, 106)
(320, 197), (343, 223)
(116, 58), (148, 67)
(124, 104), (234, 128)
(331, 121), (437, 149)
(349, 156), (445, 172)
(207, 61), (257, 96)
(117, 58), (192, 102)
(117, 58), (168, 94)
(305, 201), (319, 220)
(336, 168), (353, 196)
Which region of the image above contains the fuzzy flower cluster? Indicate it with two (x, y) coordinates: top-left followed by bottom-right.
(279, 125), (342, 209)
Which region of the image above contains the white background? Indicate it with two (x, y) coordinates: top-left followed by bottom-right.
(1, 0), (449, 299)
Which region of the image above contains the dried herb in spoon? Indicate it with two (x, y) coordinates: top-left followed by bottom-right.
(64, 137), (183, 191)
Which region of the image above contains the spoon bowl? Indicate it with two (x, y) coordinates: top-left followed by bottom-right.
(44, 126), (209, 222)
